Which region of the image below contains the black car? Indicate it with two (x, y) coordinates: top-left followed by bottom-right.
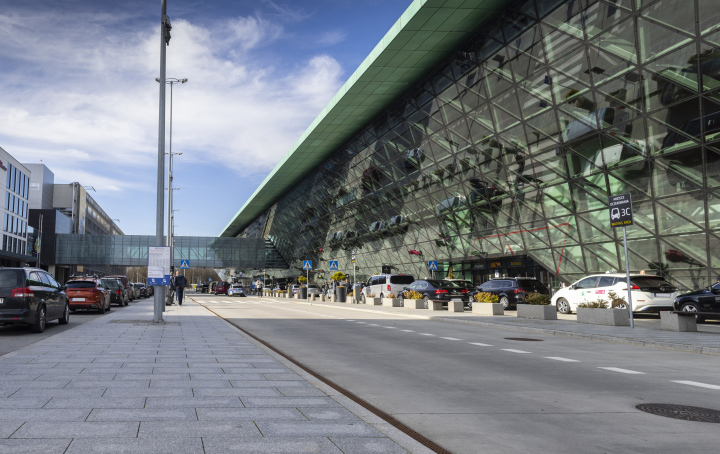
(473, 278), (549, 309)
(102, 278), (129, 307)
(673, 282), (720, 323)
(402, 279), (469, 308)
(0, 268), (70, 333)
(133, 283), (147, 297)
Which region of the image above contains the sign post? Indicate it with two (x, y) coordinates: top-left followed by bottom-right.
(428, 260), (438, 279)
(303, 260), (312, 288)
(351, 250), (356, 297)
(609, 192), (635, 329)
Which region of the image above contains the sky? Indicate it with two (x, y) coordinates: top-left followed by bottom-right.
(0, 0), (414, 237)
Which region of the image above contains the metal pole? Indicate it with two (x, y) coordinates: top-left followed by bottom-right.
(153, 0), (167, 323)
(167, 81), (173, 278)
(622, 226), (634, 328)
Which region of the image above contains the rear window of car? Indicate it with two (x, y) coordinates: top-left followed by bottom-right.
(631, 276), (673, 288)
(102, 280), (120, 288)
(66, 281), (97, 288)
(0, 270), (23, 288)
(390, 275), (415, 285)
(231, 284), (242, 288)
(516, 279), (548, 292)
(308, 284), (319, 288)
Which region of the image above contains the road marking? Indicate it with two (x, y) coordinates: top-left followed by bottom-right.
(345, 320), (355, 322)
(545, 357), (580, 362)
(671, 380), (720, 390)
(598, 367), (645, 375)
(384, 326), (397, 329)
(468, 342), (492, 347)
(419, 333), (435, 336)
(502, 349), (531, 354)
(356, 322), (366, 324)
(400, 330), (415, 332)
(368, 324), (380, 326)
(440, 337), (462, 341)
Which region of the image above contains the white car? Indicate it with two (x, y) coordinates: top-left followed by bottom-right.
(306, 284), (321, 295)
(227, 284), (245, 297)
(361, 274), (415, 302)
(552, 274), (678, 314)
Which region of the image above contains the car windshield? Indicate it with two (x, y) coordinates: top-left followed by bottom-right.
(66, 281), (97, 288)
(0, 269), (23, 288)
(390, 275), (415, 284)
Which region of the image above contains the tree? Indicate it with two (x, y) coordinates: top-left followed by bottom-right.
(298, 276), (307, 286)
(330, 271), (347, 282)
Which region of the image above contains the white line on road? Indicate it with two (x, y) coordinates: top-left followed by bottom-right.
(598, 367), (645, 374)
(468, 342), (492, 347)
(419, 333), (436, 336)
(384, 326), (397, 329)
(502, 349), (531, 354)
(400, 330), (415, 332)
(356, 322), (366, 324)
(545, 357), (580, 362)
(671, 380), (720, 390)
(345, 320), (355, 322)
(368, 324), (380, 326)
(440, 337), (462, 341)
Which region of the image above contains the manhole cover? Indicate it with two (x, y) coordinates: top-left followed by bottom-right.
(504, 337), (543, 341)
(635, 404), (720, 423)
(109, 320), (181, 326)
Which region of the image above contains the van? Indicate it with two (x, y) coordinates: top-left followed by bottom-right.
(361, 274), (415, 302)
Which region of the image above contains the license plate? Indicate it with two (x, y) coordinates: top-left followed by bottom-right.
(451, 298), (462, 302)
(654, 293), (671, 297)
(71, 298), (85, 302)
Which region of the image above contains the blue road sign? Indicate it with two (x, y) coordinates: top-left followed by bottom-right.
(428, 260), (438, 271)
(208, 277), (212, 282)
(329, 260), (339, 271)
(180, 260), (190, 269)
(303, 260), (313, 270)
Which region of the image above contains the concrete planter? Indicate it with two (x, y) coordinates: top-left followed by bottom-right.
(404, 299), (424, 309)
(366, 297), (381, 306)
(382, 298), (402, 307)
(577, 307), (629, 326)
(517, 304), (557, 320)
(660, 311), (697, 332)
(473, 303), (504, 316)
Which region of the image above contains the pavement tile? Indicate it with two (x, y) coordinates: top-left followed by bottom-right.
(0, 380), (70, 389)
(299, 407), (362, 421)
(228, 380), (312, 388)
(202, 437), (342, 453)
(43, 398), (146, 409)
(189, 373), (266, 380)
(191, 388), (282, 397)
(150, 379), (232, 388)
(11, 422), (140, 439)
(67, 379), (150, 388)
(242, 397), (339, 407)
(8, 388), (107, 398)
(0, 421), (24, 438)
(145, 397), (243, 408)
(65, 437), (203, 454)
(0, 439), (72, 453)
(115, 373), (191, 380)
(0, 398), (51, 409)
(257, 422), (384, 437)
(0, 409), (91, 421)
(196, 408), (305, 421)
(36, 373), (116, 381)
(262, 373), (302, 381)
(276, 387), (328, 397)
(0, 388), (20, 398)
(87, 408), (197, 421)
(101, 388), (195, 399)
(328, 437), (409, 454)
(138, 420), (261, 438)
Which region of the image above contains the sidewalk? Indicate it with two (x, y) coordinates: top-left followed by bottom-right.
(0, 299), (431, 454)
(253, 296), (720, 356)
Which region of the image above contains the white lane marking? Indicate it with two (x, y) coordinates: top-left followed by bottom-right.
(345, 320), (355, 322)
(208, 301), (220, 304)
(671, 380), (720, 390)
(598, 367), (645, 375)
(368, 324), (380, 326)
(356, 322), (366, 324)
(400, 330), (415, 332)
(440, 337), (462, 341)
(545, 357), (580, 362)
(419, 333), (436, 336)
(468, 342), (492, 347)
(502, 349), (531, 354)
(384, 326), (397, 329)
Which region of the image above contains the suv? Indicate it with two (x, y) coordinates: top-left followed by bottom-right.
(475, 278), (550, 309)
(101, 278), (129, 307)
(105, 275), (133, 302)
(0, 268), (70, 333)
(214, 282), (229, 295)
(228, 283), (245, 297)
(673, 282), (720, 323)
(552, 274), (678, 314)
(133, 283), (147, 298)
(66, 278), (111, 313)
(362, 274), (415, 302)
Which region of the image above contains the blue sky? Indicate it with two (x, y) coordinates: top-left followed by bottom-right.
(0, 0), (413, 236)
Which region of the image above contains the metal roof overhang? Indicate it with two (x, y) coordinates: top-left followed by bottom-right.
(220, 0), (509, 238)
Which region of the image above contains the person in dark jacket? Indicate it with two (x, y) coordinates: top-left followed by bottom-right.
(172, 271), (188, 305)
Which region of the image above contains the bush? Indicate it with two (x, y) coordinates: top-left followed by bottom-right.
(607, 291), (627, 308)
(367, 292), (376, 297)
(298, 276), (307, 285)
(403, 290), (423, 299)
(577, 299), (609, 309)
(525, 292), (551, 305)
(387, 293), (397, 298)
(330, 272), (347, 282)
(474, 292), (499, 304)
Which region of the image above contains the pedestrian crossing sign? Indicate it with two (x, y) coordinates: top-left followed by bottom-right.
(303, 260), (313, 270)
(329, 260), (338, 271)
(180, 260), (190, 269)
(428, 261), (438, 271)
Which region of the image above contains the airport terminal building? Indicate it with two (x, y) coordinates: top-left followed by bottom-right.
(221, 0), (720, 292)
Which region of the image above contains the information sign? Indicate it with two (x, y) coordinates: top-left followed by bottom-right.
(609, 193), (634, 228)
(148, 247), (171, 285)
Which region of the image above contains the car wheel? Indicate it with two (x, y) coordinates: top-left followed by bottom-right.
(98, 302), (105, 314)
(30, 305), (46, 333)
(70, 308), (77, 312)
(556, 298), (571, 314)
(681, 302), (706, 323)
(423, 296), (429, 309)
(499, 296), (509, 309)
(58, 304), (70, 325)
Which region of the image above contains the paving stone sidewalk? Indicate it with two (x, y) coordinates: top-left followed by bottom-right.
(257, 296), (720, 356)
(0, 299), (430, 454)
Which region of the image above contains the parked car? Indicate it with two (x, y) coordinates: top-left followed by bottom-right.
(0, 268), (70, 333)
(289, 285), (300, 294)
(673, 281), (720, 323)
(146, 285), (154, 296)
(475, 277), (550, 310)
(66, 278), (111, 314)
(228, 283), (245, 297)
(361, 274), (415, 302)
(133, 283), (147, 298)
(306, 284), (322, 295)
(552, 274), (678, 314)
(401, 279), (468, 308)
(101, 278), (128, 307)
(105, 275), (134, 301)
(215, 282), (230, 295)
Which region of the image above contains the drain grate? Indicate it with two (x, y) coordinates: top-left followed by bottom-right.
(505, 337), (543, 341)
(109, 320), (180, 326)
(635, 404), (720, 423)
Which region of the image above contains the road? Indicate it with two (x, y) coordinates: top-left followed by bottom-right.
(0, 296), (153, 356)
(193, 293), (720, 454)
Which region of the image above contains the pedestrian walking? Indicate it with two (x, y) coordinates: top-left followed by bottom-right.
(172, 271), (188, 305)
(256, 279), (262, 298)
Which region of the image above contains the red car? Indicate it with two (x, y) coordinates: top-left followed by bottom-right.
(214, 282), (229, 295)
(66, 278), (111, 313)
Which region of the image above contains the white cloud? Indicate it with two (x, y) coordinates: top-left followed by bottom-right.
(317, 31), (347, 46)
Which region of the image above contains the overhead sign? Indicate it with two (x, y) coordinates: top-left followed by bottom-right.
(329, 260), (339, 271)
(303, 260), (313, 270)
(180, 260), (190, 269)
(148, 247), (171, 285)
(428, 260), (438, 271)
(609, 193), (634, 228)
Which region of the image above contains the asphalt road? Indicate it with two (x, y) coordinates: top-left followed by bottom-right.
(0, 296), (153, 356)
(193, 294), (720, 454)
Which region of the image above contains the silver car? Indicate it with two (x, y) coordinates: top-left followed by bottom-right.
(307, 284), (322, 295)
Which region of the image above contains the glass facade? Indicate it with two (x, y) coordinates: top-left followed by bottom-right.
(3, 162), (30, 257)
(239, 0), (720, 292)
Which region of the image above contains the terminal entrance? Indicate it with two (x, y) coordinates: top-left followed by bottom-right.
(439, 255), (559, 294)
